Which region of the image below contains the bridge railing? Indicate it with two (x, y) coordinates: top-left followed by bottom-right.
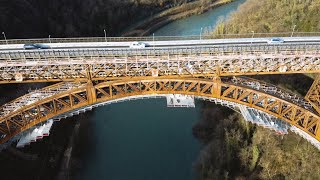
(1, 43), (319, 60)
(1, 32), (320, 45)
(209, 32), (320, 39)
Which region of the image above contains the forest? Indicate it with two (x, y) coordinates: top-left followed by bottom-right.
(213, 0), (320, 34)
(0, 0), (195, 39)
(193, 0), (320, 179)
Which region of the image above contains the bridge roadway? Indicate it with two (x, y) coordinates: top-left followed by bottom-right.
(0, 37), (320, 83)
(1, 36), (320, 51)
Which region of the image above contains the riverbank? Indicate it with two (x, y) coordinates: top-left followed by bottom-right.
(122, 0), (235, 36)
(193, 0), (320, 179)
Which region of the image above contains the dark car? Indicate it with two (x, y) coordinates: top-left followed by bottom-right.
(23, 43), (50, 50)
(23, 43), (37, 50)
(34, 44), (50, 49)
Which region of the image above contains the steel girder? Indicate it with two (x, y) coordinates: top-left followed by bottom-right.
(306, 75), (320, 114)
(0, 77), (319, 145)
(0, 46), (320, 83)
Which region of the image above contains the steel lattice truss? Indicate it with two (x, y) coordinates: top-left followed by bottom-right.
(0, 82), (84, 117)
(0, 77), (320, 144)
(229, 76), (314, 112)
(0, 45), (320, 83)
(306, 75), (320, 114)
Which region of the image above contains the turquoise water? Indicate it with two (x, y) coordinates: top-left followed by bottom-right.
(80, 99), (201, 180)
(79, 1), (245, 179)
(154, 0), (245, 36)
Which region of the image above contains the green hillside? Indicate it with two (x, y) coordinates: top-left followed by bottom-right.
(213, 0), (320, 34)
(0, 0), (194, 38)
(195, 0), (320, 179)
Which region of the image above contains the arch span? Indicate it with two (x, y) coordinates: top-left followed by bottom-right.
(0, 77), (320, 145)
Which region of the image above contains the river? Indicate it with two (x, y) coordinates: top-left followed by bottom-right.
(78, 1), (245, 180)
(154, 0), (246, 36)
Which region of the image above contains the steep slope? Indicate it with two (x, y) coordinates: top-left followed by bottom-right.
(0, 0), (193, 38)
(194, 0), (320, 179)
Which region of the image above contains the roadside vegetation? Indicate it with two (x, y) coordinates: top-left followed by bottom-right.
(212, 0), (320, 34)
(194, 0), (320, 179)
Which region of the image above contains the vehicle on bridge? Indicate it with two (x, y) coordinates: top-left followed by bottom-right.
(129, 41), (146, 48)
(267, 38), (284, 44)
(23, 43), (50, 50)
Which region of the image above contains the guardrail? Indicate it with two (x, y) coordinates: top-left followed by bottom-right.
(1, 32), (320, 45)
(1, 43), (319, 60)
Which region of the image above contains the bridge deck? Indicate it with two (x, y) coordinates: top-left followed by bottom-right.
(0, 42), (319, 83)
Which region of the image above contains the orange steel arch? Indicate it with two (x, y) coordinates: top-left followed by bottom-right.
(0, 77), (320, 144)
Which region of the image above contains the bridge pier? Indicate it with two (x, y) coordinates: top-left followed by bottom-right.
(86, 81), (97, 105)
(212, 76), (221, 98)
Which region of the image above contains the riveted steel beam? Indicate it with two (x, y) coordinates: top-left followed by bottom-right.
(0, 77), (319, 145)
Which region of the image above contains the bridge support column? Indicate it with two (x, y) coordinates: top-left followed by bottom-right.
(212, 76), (221, 98)
(86, 81), (97, 105)
(305, 75), (320, 115)
(85, 64), (97, 104)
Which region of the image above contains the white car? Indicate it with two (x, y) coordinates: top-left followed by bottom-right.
(267, 38), (284, 44)
(129, 41), (146, 48)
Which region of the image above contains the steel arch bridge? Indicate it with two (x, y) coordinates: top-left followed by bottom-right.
(1, 36), (320, 149)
